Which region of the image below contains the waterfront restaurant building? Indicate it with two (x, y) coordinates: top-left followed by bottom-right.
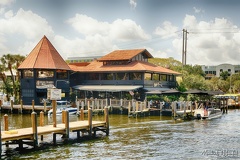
(18, 36), (180, 105)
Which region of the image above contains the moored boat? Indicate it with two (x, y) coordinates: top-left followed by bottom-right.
(48, 101), (77, 116)
(194, 107), (222, 120)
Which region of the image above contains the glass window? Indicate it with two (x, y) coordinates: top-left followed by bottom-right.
(116, 73), (128, 80)
(22, 89), (34, 97)
(23, 70), (33, 78)
(160, 74), (167, 81)
(101, 73), (114, 80)
(129, 73), (142, 80)
(37, 70), (54, 78)
(56, 70), (68, 79)
(144, 73), (151, 80)
(152, 74), (159, 81)
(88, 73), (99, 80)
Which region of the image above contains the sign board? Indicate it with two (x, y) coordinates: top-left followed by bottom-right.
(48, 88), (62, 100)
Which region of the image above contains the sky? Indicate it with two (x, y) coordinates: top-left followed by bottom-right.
(0, 0), (240, 65)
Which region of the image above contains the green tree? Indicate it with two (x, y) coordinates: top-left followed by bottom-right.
(0, 54), (25, 102)
(220, 71), (229, 80)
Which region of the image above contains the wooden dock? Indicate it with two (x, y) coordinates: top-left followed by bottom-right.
(0, 107), (109, 155)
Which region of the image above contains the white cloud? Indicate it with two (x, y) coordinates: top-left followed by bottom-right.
(0, 0), (14, 6)
(64, 14), (150, 58)
(0, 8), (5, 15)
(0, 8), (54, 56)
(154, 21), (179, 39)
(193, 7), (204, 14)
(130, 0), (137, 9)
(67, 14), (149, 41)
(172, 15), (240, 65)
(4, 10), (13, 18)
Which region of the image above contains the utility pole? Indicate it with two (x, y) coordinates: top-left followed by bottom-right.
(182, 29), (188, 66)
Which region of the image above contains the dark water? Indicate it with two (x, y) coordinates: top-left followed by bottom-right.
(1, 110), (240, 160)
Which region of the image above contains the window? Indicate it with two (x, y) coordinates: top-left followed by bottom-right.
(144, 73), (151, 80)
(152, 74), (159, 81)
(37, 70), (54, 78)
(88, 73), (99, 80)
(116, 73), (128, 80)
(160, 74), (167, 81)
(129, 73), (142, 80)
(22, 89), (34, 97)
(101, 73), (114, 80)
(23, 70), (33, 78)
(56, 70), (68, 79)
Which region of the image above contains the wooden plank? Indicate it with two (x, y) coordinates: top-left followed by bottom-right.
(1, 120), (106, 142)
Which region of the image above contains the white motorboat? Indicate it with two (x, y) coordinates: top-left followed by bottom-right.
(48, 101), (77, 116)
(194, 107), (222, 120)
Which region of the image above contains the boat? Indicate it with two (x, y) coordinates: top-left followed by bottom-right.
(194, 107), (222, 120)
(48, 101), (77, 116)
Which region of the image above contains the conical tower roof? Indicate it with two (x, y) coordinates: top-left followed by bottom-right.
(18, 35), (70, 70)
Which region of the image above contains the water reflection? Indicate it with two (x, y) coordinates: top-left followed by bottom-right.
(1, 110), (240, 159)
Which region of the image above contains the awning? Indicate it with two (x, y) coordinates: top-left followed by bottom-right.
(144, 87), (171, 92)
(72, 85), (143, 92)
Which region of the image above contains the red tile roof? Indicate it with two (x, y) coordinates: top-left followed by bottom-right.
(18, 35), (71, 70)
(97, 49), (153, 61)
(69, 60), (180, 75)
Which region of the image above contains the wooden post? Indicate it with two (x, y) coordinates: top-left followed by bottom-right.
(62, 110), (66, 123)
(81, 101), (84, 112)
(88, 108), (92, 136)
(65, 110), (69, 138)
(31, 112), (38, 148)
(52, 100), (57, 127)
(32, 100), (35, 112)
(40, 111), (44, 126)
(10, 100), (13, 113)
(0, 113), (2, 156)
(80, 108), (84, 121)
(4, 114), (8, 131)
(173, 101), (177, 117)
(20, 99), (23, 113)
(128, 101), (131, 116)
(4, 114), (8, 148)
(44, 101), (47, 113)
(77, 100), (79, 114)
(88, 101), (90, 109)
(39, 111), (44, 141)
(104, 107), (109, 136)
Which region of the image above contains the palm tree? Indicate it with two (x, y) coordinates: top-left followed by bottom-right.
(0, 54), (25, 102)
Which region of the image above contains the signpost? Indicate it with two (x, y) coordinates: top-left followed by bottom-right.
(48, 88), (61, 127)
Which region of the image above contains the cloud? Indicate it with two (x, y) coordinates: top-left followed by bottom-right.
(64, 14), (150, 57)
(154, 21), (179, 39)
(193, 7), (204, 14)
(0, 8), (54, 56)
(130, 0), (137, 9)
(173, 15), (240, 65)
(0, 0), (14, 6)
(67, 14), (149, 41)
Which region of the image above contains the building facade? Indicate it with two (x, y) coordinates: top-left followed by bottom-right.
(18, 36), (180, 105)
(202, 64), (240, 79)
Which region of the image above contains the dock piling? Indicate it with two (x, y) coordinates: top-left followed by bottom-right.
(88, 108), (92, 136)
(80, 108), (84, 121)
(31, 111), (38, 148)
(32, 100), (35, 112)
(64, 111), (70, 139)
(104, 107), (109, 136)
